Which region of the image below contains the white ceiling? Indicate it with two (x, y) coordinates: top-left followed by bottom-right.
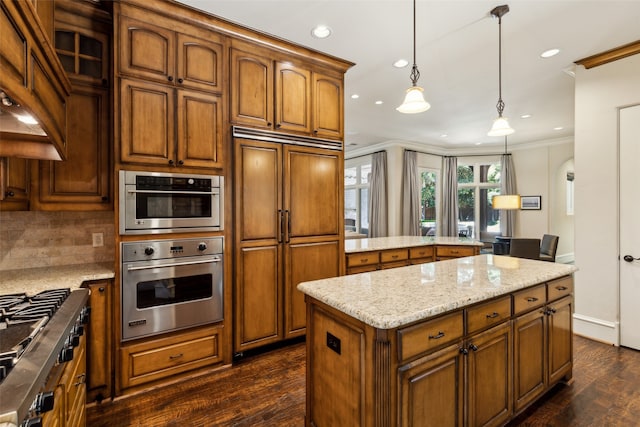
(177, 0), (640, 153)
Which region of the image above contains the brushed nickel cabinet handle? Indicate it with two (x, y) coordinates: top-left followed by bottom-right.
(526, 297), (538, 302)
(428, 331), (445, 340)
(486, 312), (500, 319)
(169, 353), (184, 360)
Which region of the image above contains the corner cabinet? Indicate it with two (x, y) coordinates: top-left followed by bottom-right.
(233, 135), (343, 353)
(230, 43), (345, 140)
(114, 6), (225, 171)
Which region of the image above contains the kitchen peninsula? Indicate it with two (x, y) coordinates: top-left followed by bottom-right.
(299, 254), (577, 427)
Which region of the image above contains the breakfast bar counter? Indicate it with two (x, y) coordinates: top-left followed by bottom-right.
(298, 255), (577, 426)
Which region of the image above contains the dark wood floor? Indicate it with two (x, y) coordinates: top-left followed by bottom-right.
(87, 335), (640, 426)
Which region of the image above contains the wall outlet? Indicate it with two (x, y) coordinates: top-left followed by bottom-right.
(92, 232), (104, 247)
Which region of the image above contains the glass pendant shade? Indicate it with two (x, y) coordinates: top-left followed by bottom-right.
(488, 115), (514, 136)
(492, 194), (520, 210)
(396, 86), (431, 114)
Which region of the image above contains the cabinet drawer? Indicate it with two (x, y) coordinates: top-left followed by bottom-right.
(436, 246), (475, 258)
(547, 276), (573, 301)
(380, 249), (408, 264)
(409, 246), (434, 260)
(398, 311), (464, 362)
(120, 326), (221, 389)
(347, 265), (378, 275)
(380, 260), (410, 270)
(513, 284), (546, 315)
(466, 296), (511, 334)
(346, 252), (379, 267)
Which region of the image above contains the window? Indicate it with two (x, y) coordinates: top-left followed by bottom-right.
(420, 169), (438, 236)
(345, 161), (370, 235)
(457, 161), (501, 238)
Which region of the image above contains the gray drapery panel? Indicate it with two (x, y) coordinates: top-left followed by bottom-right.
(500, 153), (517, 237)
(401, 150), (421, 236)
(368, 151), (388, 237)
(442, 156), (458, 237)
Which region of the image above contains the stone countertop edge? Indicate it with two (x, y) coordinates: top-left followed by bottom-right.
(0, 262), (115, 296)
(298, 254), (578, 330)
(344, 236), (484, 253)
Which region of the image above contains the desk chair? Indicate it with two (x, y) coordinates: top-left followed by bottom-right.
(509, 238), (541, 260)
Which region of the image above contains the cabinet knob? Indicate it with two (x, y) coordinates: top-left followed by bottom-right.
(5, 191), (14, 197)
(178, 159), (184, 165)
(313, 129), (319, 134)
(98, 287), (105, 292)
(177, 78), (184, 84)
(168, 159), (175, 165)
(167, 76), (174, 82)
(101, 196), (108, 202)
(276, 123), (281, 128)
(468, 343), (479, 352)
(267, 122), (272, 127)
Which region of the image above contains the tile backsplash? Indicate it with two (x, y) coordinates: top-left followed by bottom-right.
(0, 211), (115, 271)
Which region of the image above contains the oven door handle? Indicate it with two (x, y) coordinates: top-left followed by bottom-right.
(127, 189), (219, 195)
(126, 258), (221, 271)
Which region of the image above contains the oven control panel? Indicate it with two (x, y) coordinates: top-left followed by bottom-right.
(122, 237), (223, 262)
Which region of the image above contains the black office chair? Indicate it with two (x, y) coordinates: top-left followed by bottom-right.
(509, 238), (541, 260)
(540, 234), (559, 262)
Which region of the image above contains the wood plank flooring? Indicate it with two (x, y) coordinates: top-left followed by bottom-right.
(87, 335), (640, 426)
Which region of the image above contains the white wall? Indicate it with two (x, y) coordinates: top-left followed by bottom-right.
(573, 53), (640, 345)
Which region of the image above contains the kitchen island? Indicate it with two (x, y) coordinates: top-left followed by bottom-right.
(298, 254), (577, 427)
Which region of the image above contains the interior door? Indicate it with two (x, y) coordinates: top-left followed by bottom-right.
(619, 104), (640, 350)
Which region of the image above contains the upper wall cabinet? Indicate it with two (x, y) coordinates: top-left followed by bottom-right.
(118, 16), (224, 93)
(230, 43), (345, 140)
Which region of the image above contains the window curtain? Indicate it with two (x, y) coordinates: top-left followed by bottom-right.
(500, 153), (517, 237)
(401, 150), (421, 236)
(441, 156), (458, 237)
(368, 151), (388, 237)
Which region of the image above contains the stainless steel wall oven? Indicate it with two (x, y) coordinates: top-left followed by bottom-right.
(121, 237), (223, 341)
(119, 170), (223, 235)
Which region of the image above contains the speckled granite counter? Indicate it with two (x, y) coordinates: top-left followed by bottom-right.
(344, 235), (483, 253)
(0, 262), (115, 295)
(298, 254), (577, 329)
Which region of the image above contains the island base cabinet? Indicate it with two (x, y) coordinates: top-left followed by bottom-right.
(513, 308), (547, 412)
(398, 343), (464, 427)
(547, 296), (573, 384)
(307, 303), (366, 427)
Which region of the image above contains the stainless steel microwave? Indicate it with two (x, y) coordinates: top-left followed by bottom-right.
(119, 170), (223, 235)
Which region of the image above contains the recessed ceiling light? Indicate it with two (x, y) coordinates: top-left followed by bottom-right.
(375, 100), (384, 105)
(311, 25), (332, 39)
(393, 59), (409, 68)
(351, 94), (360, 99)
(540, 48), (560, 58)
(520, 114), (532, 119)
(440, 134), (448, 138)
(554, 126), (563, 131)
(475, 142), (482, 146)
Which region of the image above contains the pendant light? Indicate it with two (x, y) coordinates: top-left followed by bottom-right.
(396, 0), (430, 114)
(492, 135), (520, 209)
(487, 5), (514, 136)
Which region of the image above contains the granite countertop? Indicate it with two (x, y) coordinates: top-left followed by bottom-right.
(344, 235), (484, 253)
(0, 262), (115, 296)
(298, 254), (578, 329)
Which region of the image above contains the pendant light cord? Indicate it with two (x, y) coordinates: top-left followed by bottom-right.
(409, 0), (420, 86)
(496, 14), (505, 117)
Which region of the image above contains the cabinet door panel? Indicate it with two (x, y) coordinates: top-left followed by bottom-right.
(119, 16), (174, 82)
(467, 321), (512, 427)
(234, 139), (281, 241)
(85, 281), (112, 402)
(235, 245), (281, 349)
(0, 157), (29, 210)
(120, 78), (174, 165)
(176, 33), (223, 92)
(275, 62), (311, 133)
(285, 239), (340, 337)
(37, 86), (110, 206)
(230, 49), (273, 128)
(0, 2), (28, 88)
(177, 90), (223, 169)
(285, 146), (341, 238)
(548, 296), (573, 384)
(398, 343), (464, 427)
(313, 73), (343, 139)
(513, 308), (546, 412)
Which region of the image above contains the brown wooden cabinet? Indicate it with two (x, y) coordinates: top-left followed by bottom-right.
(115, 7), (225, 171)
(84, 280), (112, 403)
(234, 136), (343, 353)
(230, 46), (345, 140)
(0, 157), (30, 210)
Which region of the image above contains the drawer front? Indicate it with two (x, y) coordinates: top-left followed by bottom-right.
(398, 311), (464, 362)
(346, 251), (380, 267)
(380, 260), (410, 270)
(547, 276), (573, 301)
(466, 296), (512, 334)
(380, 249), (409, 263)
(347, 265), (379, 275)
(131, 335), (218, 377)
(409, 246), (434, 260)
(436, 245), (475, 258)
(513, 284), (546, 315)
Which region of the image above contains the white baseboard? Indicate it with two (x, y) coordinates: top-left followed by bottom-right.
(556, 252), (574, 264)
(573, 313), (619, 346)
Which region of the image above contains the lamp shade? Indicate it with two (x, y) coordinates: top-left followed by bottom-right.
(488, 116), (515, 136)
(396, 86), (431, 114)
(492, 194), (520, 209)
